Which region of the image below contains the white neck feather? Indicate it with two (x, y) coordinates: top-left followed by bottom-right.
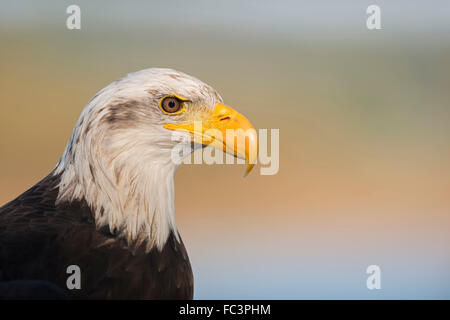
(54, 99), (180, 252)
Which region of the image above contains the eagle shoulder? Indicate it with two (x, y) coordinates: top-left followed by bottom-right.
(0, 173), (193, 299)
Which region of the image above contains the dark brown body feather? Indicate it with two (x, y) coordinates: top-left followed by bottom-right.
(0, 173), (193, 299)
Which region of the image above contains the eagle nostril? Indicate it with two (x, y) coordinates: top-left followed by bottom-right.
(219, 116), (231, 121)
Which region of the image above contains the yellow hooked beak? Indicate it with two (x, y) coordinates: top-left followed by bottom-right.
(164, 103), (258, 176)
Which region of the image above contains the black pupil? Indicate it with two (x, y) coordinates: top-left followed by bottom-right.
(168, 101), (176, 109)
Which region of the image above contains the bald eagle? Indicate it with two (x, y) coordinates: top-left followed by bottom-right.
(0, 68), (257, 299)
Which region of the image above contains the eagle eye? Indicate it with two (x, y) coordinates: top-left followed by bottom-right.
(160, 96), (184, 114)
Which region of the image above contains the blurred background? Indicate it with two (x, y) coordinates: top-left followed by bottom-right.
(1, 0), (450, 299)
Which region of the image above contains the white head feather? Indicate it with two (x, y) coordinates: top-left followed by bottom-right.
(54, 68), (223, 251)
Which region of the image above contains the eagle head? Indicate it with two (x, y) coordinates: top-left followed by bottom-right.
(54, 68), (257, 250)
